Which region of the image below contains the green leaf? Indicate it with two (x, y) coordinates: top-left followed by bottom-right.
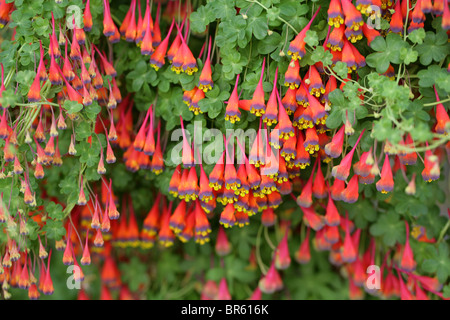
(42, 219), (66, 240)
(417, 65), (447, 88)
(75, 121), (92, 141)
(421, 243), (450, 283)
(399, 47), (418, 65)
(416, 30), (449, 66)
(408, 28), (426, 44)
(366, 33), (407, 73)
(333, 61), (349, 79)
(63, 100), (83, 114)
(189, 4), (215, 33)
(304, 30), (319, 47)
(256, 31), (282, 54)
(369, 211), (405, 246)
(46, 201), (64, 220)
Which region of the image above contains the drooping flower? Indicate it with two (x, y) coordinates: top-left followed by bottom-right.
(288, 6), (322, 60)
(341, 174), (360, 203)
(332, 129), (365, 180)
(258, 260), (283, 294)
(150, 19), (175, 70)
(422, 148), (440, 182)
(328, 0), (345, 28)
(215, 226), (231, 256)
(198, 37), (213, 92)
(376, 154), (394, 194)
(102, 0), (119, 37)
(400, 221), (417, 272)
(140, 0), (154, 55)
(263, 69), (279, 126)
(284, 59), (301, 89)
(341, 0), (364, 31)
(225, 75), (241, 124)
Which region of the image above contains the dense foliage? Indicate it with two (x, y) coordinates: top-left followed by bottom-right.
(0, 0), (449, 300)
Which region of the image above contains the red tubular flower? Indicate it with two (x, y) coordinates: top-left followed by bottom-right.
(169, 200), (187, 234)
(225, 75), (241, 123)
(328, 0), (345, 28)
(119, 0), (133, 37)
(341, 174), (359, 203)
(93, 46), (117, 77)
(442, 0), (450, 30)
(150, 19), (175, 70)
(177, 207), (194, 242)
(284, 59), (301, 89)
(276, 91), (295, 140)
(138, 0), (152, 44)
(295, 228), (311, 264)
(142, 106), (155, 156)
(167, 20), (184, 62)
(390, 0), (404, 34)
(158, 203), (175, 247)
(261, 207), (276, 227)
(215, 226), (231, 256)
(47, 14), (60, 60)
(400, 221), (417, 272)
(434, 88), (450, 134)
(324, 224), (340, 244)
(411, 0), (425, 24)
(376, 154), (394, 193)
(281, 87), (297, 115)
(199, 37), (213, 92)
(296, 82), (309, 107)
(296, 168), (315, 208)
(150, 122), (164, 175)
(263, 69), (279, 126)
(341, 216), (357, 263)
(307, 65), (325, 98)
(140, 0), (154, 55)
(172, 23), (198, 75)
(220, 203), (236, 228)
(312, 161), (327, 199)
(142, 194), (161, 236)
(342, 38), (357, 73)
(126, 0), (138, 42)
(235, 209), (250, 227)
(300, 205), (324, 231)
(217, 278), (232, 300)
(27, 52), (44, 102)
(292, 130), (310, 169)
(184, 166), (200, 202)
(341, 0), (364, 31)
(133, 107), (151, 152)
(353, 148), (373, 177)
(274, 231), (291, 270)
(42, 250), (54, 295)
(83, 0), (93, 32)
(288, 6), (321, 60)
(422, 148), (440, 182)
(325, 125), (345, 158)
(398, 272), (414, 300)
(328, 24), (345, 51)
(0, 2), (13, 28)
(332, 129), (365, 180)
(351, 42), (366, 68)
(304, 127), (320, 154)
(362, 22), (381, 46)
(102, 0), (119, 37)
(209, 152), (225, 190)
(189, 87), (205, 115)
(259, 260), (283, 294)
(249, 126), (265, 167)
